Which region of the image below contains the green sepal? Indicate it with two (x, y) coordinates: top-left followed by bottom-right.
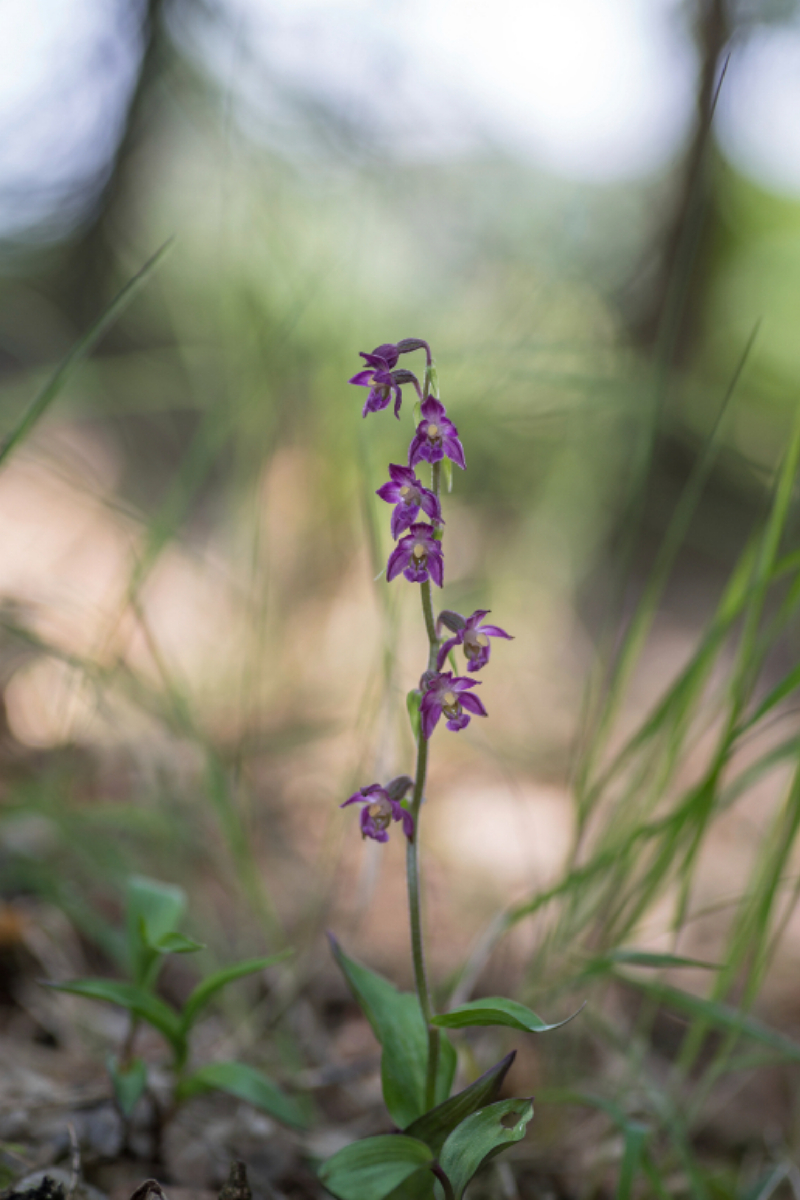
(406, 690), (422, 742)
(403, 1051), (515, 1155)
(442, 458), (453, 493)
(176, 1060), (310, 1128)
(107, 1054), (147, 1117)
(45, 978), (183, 1054)
(431, 996), (583, 1034)
(438, 1098), (534, 1199)
(179, 950), (292, 1034)
(329, 937), (457, 1125)
(319, 1135), (433, 1200)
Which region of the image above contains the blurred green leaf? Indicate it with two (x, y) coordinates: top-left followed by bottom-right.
(578, 950), (720, 981)
(177, 1061), (309, 1128)
(616, 1121), (650, 1200)
(329, 937), (456, 1126)
(438, 1098), (534, 1199)
(403, 1051), (515, 1155)
(318, 1135), (433, 1200)
(46, 979), (182, 1052)
(432, 996), (582, 1034)
(179, 950), (291, 1034)
(0, 240), (171, 470)
(616, 977), (800, 1063)
(153, 931), (205, 955)
(107, 1054), (148, 1117)
(126, 876), (186, 986)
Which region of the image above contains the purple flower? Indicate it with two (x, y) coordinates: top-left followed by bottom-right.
(349, 345), (422, 418)
(377, 464), (443, 539)
(341, 782), (414, 842)
(387, 523), (444, 587)
(408, 397), (466, 470)
(419, 671), (487, 739)
(436, 609), (513, 672)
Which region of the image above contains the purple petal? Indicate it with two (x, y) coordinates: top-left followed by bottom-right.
(341, 792), (363, 808)
(387, 544), (410, 581)
(465, 610), (491, 628)
(420, 694), (441, 740)
(460, 693), (488, 717)
(436, 635), (461, 672)
(408, 432), (425, 466)
(389, 463), (416, 485)
(391, 503), (418, 540)
(349, 370), (374, 387)
(451, 675), (480, 691)
(481, 624), (513, 639)
(443, 436), (466, 470)
(400, 809), (415, 839)
(419, 490), (442, 522)
(376, 481), (402, 503)
(427, 547), (444, 588)
(421, 397), (446, 422)
(393, 382), (402, 418)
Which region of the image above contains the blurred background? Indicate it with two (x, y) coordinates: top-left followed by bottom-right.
(3, 0), (800, 1194)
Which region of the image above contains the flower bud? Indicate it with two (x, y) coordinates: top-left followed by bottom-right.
(386, 775), (414, 801)
(438, 610), (466, 633)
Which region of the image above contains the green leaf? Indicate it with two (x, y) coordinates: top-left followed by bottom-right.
(319, 1135), (434, 1200)
(439, 1098), (534, 1199)
(177, 1061), (309, 1128)
(616, 1121), (650, 1200)
(153, 931), (205, 955)
(615, 977), (800, 1063)
(0, 240), (171, 471)
(578, 950), (719, 981)
(406, 690), (422, 742)
(431, 996), (583, 1034)
(404, 1051), (516, 1155)
(179, 950), (291, 1033)
(442, 457), (453, 493)
(107, 1054), (148, 1117)
(329, 938), (456, 1126)
(46, 979), (182, 1053)
(126, 876), (186, 986)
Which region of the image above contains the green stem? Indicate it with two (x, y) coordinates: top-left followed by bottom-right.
(405, 370), (443, 1111)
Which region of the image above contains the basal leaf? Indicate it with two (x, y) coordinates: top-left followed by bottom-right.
(403, 1051), (516, 1156)
(431, 996), (582, 1034)
(46, 978), (182, 1053)
(107, 1054), (148, 1117)
(180, 950), (291, 1033)
(319, 1135), (433, 1200)
(177, 1061), (310, 1128)
(439, 1098), (534, 1199)
(329, 937), (456, 1125)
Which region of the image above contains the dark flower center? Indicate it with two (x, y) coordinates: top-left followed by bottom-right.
(465, 632), (490, 657)
(400, 484), (420, 505)
(367, 800), (391, 831)
(442, 690), (460, 718)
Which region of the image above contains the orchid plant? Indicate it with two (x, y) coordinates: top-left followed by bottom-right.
(320, 341), (578, 1200)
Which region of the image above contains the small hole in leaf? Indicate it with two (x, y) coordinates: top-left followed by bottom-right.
(500, 1111), (521, 1128)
